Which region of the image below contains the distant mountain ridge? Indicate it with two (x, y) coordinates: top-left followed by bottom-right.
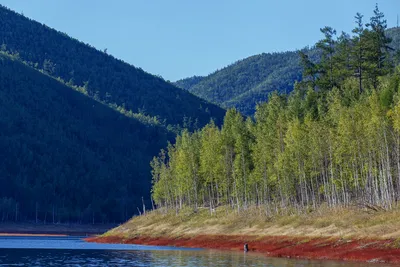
(0, 5), (225, 127)
(176, 27), (400, 115)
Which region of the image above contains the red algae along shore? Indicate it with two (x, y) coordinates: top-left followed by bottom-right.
(86, 234), (400, 263)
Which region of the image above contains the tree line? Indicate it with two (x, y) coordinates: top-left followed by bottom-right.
(151, 6), (400, 214)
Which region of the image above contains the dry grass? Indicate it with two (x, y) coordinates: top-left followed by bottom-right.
(105, 205), (400, 240)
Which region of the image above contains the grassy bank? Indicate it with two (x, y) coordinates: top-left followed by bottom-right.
(103, 205), (400, 240)
(86, 205), (400, 263)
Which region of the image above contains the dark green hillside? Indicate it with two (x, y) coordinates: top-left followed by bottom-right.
(0, 53), (171, 223)
(223, 53), (304, 113)
(175, 51), (303, 115)
(175, 76), (205, 91)
(0, 5), (224, 127)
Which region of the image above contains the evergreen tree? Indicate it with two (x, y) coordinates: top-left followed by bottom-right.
(352, 12), (366, 93)
(316, 26), (337, 90)
(365, 4), (393, 88)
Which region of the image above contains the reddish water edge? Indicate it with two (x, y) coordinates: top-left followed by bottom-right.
(86, 234), (400, 263)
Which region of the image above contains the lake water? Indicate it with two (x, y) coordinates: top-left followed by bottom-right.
(0, 236), (394, 266)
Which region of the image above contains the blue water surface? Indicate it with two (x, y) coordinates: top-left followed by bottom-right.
(0, 236), (394, 266)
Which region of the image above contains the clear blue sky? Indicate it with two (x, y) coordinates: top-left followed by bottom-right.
(0, 0), (399, 81)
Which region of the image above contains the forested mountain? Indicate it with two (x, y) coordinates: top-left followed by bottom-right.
(0, 53), (171, 223)
(176, 27), (400, 115)
(0, 5), (225, 223)
(174, 76), (205, 92)
(0, 5), (224, 127)
(175, 51), (303, 115)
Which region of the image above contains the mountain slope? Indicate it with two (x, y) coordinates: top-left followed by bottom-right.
(0, 5), (225, 127)
(175, 51), (302, 115)
(0, 53), (172, 223)
(0, 5), (226, 223)
(174, 76), (205, 91)
(176, 27), (400, 115)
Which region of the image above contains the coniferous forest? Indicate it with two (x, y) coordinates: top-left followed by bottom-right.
(0, 52), (173, 223)
(151, 6), (400, 213)
(0, 5), (225, 223)
(175, 17), (400, 116)
(175, 50), (304, 115)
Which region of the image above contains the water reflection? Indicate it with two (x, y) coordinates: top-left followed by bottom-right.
(147, 250), (392, 267)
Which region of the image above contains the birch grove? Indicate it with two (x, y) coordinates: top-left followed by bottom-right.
(150, 6), (400, 214)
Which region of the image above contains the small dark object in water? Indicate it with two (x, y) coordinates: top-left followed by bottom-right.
(244, 243), (249, 252)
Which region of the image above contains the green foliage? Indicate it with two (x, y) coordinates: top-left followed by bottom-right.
(152, 6), (400, 214)
(152, 68), (400, 213)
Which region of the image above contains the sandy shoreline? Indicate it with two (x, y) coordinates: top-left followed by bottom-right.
(86, 234), (400, 263)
